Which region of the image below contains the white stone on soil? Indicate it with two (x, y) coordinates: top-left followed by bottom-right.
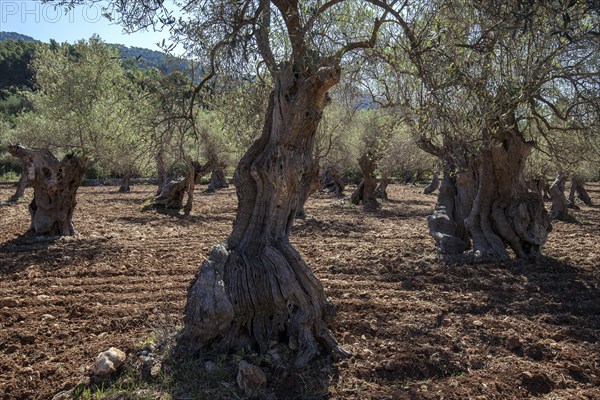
(93, 347), (126, 376)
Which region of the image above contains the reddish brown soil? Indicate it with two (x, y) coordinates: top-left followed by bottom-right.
(1, 183), (599, 399)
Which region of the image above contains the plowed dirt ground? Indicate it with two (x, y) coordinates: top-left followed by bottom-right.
(0, 183), (599, 399)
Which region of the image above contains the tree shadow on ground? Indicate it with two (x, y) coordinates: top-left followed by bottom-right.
(114, 210), (233, 226)
(166, 344), (340, 400)
(436, 255), (600, 343)
(68, 342), (339, 400)
(0, 233), (122, 274)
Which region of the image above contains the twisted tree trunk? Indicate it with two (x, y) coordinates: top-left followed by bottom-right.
(549, 173), (570, 220)
(183, 64), (347, 368)
(427, 159), (475, 255)
(463, 122), (551, 260)
(8, 145), (85, 236)
(423, 171), (440, 195)
(118, 174), (131, 193)
(568, 177), (592, 207)
(425, 117), (551, 260)
(350, 154), (379, 210)
(9, 161), (29, 202)
(297, 162), (320, 219)
(321, 167), (344, 197)
(147, 159), (211, 213)
(374, 175), (389, 200)
(207, 162), (229, 193)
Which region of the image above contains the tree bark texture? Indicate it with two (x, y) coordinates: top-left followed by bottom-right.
(207, 163), (229, 193)
(374, 175), (389, 200)
(148, 160), (211, 214)
(568, 177), (592, 207)
(427, 121), (551, 260)
(463, 124), (551, 260)
(9, 161), (29, 201)
(321, 167), (344, 197)
(423, 171), (440, 195)
(118, 174), (131, 193)
(184, 65), (346, 368)
(350, 154), (380, 210)
(297, 161), (320, 219)
(549, 173), (570, 219)
(427, 160), (475, 255)
(7, 145), (85, 236)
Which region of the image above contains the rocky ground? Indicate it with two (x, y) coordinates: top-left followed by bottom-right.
(0, 183), (599, 399)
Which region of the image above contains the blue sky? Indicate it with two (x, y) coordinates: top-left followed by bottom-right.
(0, 0), (176, 51)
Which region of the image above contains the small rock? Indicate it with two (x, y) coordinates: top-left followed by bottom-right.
(37, 295), (51, 301)
(204, 360), (217, 373)
(41, 314), (55, 321)
(150, 361), (162, 379)
(97, 332), (109, 338)
(93, 347), (126, 376)
(0, 298), (19, 308)
(472, 320), (484, 327)
(237, 360), (267, 397)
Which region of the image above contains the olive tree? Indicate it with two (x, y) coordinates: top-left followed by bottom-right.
(70, 0), (391, 365)
(370, 0), (599, 260)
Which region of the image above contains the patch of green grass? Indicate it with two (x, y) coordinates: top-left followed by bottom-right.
(0, 170), (19, 181)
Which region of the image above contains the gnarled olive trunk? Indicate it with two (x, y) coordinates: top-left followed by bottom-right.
(321, 167), (344, 197)
(8, 145), (85, 236)
(568, 177), (592, 207)
(350, 154), (379, 210)
(423, 171), (440, 195)
(374, 175), (389, 200)
(463, 124), (551, 260)
(428, 159), (475, 255)
(207, 163), (229, 193)
(183, 65), (346, 368)
(549, 173), (570, 220)
(427, 121), (551, 260)
(297, 161), (320, 219)
(118, 174), (131, 193)
(10, 161), (29, 202)
(147, 160), (211, 214)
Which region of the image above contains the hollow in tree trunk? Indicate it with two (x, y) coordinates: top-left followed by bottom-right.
(9, 161), (29, 202)
(549, 173), (571, 219)
(207, 162), (229, 193)
(374, 175), (389, 200)
(8, 145), (86, 236)
(423, 171), (440, 195)
(568, 177), (592, 207)
(147, 159), (211, 214)
(183, 64), (347, 368)
(350, 153), (380, 210)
